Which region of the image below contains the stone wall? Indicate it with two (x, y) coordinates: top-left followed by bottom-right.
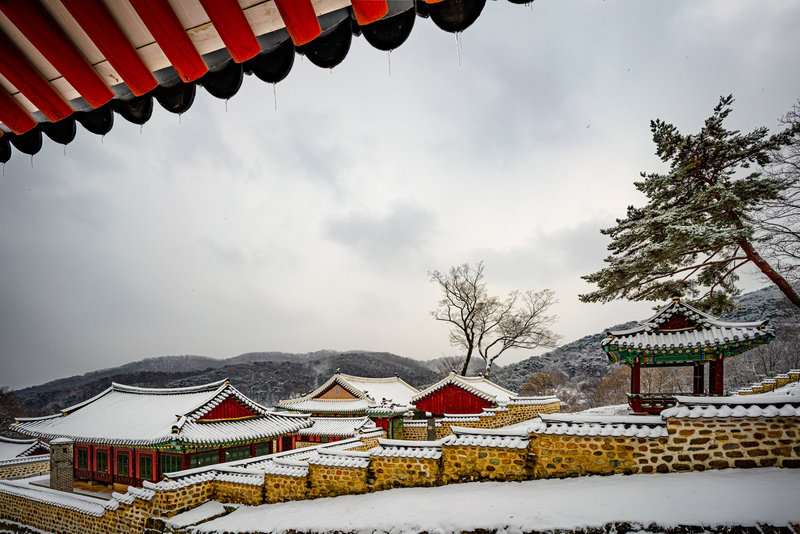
(370, 456), (440, 491)
(442, 444), (533, 483)
(213, 480), (263, 505)
(533, 435), (644, 478)
(307, 464), (368, 499)
(0, 458), (50, 480)
(263, 473), (308, 504)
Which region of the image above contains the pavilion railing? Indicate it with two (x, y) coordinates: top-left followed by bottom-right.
(628, 392), (724, 414)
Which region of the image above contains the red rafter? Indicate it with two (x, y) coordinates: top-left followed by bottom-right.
(273, 0), (321, 46)
(0, 0), (113, 108)
(59, 0), (158, 96)
(0, 30), (73, 122)
(351, 0), (388, 26)
(0, 87), (38, 134)
(128, 0), (208, 82)
(198, 0), (260, 63)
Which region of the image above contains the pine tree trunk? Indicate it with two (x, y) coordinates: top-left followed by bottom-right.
(737, 237), (800, 308)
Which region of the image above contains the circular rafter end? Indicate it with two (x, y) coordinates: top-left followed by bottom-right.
(76, 105), (114, 136)
(200, 61), (244, 100)
(246, 39), (295, 84)
(112, 95), (154, 125)
(362, 7), (416, 51)
(154, 83), (196, 115)
(428, 0), (486, 33)
(298, 18), (353, 69)
(8, 127), (43, 156)
(41, 117), (77, 145)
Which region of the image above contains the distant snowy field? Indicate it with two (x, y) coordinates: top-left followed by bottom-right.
(193, 468), (800, 534)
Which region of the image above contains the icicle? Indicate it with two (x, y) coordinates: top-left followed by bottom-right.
(178, 113), (183, 124)
(272, 83), (278, 112)
(387, 50), (392, 77)
(225, 99), (229, 113)
(63, 145), (67, 156)
(139, 125), (144, 134)
(2, 162), (5, 177)
(101, 134), (105, 144)
(455, 32), (463, 70)
(30, 154), (34, 168)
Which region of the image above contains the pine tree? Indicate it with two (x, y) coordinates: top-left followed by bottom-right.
(580, 96), (800, 314)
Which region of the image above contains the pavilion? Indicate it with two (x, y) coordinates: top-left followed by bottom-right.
(602, 296), (775, 414)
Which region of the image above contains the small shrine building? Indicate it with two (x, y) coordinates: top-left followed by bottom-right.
(602, 296), (775, 413)
(276, 372), (418, 440)
(411, 372), (518, 417)
(11, 379), (311, 487)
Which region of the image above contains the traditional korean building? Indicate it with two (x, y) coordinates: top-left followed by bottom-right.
(411, 371), (518, 417)
(276, 372), (418, 439)
(11, 379), (310, 487)
(602, 295), (775, 414)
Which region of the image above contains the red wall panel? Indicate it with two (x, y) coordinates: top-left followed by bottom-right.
(414, 384), (493, 416)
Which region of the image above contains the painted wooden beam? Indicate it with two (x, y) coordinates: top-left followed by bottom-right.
(0, 30), (73, 122)
(0, 87), (38, 134)
(0, 0), (114, 108)
(59, 0), (158, 96)
(273, 0), (321, 46)
(351, 0), (388, 26)
(198, 0), (260, 63)
(128, 0), (208, 82)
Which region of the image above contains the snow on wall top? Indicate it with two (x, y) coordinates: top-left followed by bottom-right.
(602, 297), (773, 350)
(306, 448), (371, 469)
(371, 438), (443, 459)
(525, 414), (668, 438)
(298, 416), (377, 437)
(664, 382), (800, 418)
(411, 372), (518, 404)
(446, 426), (530, 449)
(11, 380), (311, 446)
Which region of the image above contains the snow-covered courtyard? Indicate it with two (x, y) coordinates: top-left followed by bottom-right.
(190, 467), (800, 534)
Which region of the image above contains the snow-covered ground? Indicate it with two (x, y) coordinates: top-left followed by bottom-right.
(192, 468), (800, 534)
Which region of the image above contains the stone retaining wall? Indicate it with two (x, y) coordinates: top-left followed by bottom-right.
(442, 444), (533, 483)
(0, 458), (50, 480)
(370, 456), (440, 491)
(307, 464), (368, 499)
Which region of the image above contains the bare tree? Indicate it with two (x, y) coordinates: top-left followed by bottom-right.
(581, 366), (630, 409)
(521, 371), (566, 396)
(757, 98), (800, 285)
(0, 386), (21, 433)
(430, 262), (560, 377)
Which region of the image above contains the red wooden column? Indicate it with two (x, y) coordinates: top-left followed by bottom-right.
(692, 363), (705, 394)
(713, 358), (724, 396)
(630, 357), (641, 395)
(273, 0), (321, 45)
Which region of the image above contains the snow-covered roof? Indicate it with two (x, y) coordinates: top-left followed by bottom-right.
(0, 436), (49, 460)
(298, 417), (377, 437)
(277, 373), (419, 415)
(602, 296), (774, 352)
(11, 379), (311, 446)
(411, 372), (518, 405)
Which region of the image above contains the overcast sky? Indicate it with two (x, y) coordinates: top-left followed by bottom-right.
(1, 0), (799, 390)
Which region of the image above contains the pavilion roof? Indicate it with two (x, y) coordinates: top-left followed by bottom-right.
(297, 416), (377, 437)
(1, 0), (521, 162)
(410, 371), (518, 405)
(0, 436), (49, 461)
(277, 372), (418, 415)
(11, 378), (310, 447)
(601, 296), (774, 366)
